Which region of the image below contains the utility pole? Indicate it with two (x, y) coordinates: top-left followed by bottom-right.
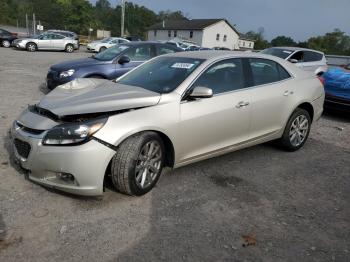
(25, 13), (29, 36)
(33, 13), (36, 35)
(121, 0), (125, 37)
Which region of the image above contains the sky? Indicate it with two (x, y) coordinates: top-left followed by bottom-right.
(91, 0), (350, 41)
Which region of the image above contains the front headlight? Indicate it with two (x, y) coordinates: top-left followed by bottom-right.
(42, 118), (107, 146)
(59, 69), (75, 78)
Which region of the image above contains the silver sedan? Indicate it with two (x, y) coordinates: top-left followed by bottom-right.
(11, 51), (324, 196)
(13, 32), (78, 52)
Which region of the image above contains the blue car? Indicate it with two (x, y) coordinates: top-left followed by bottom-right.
(46, 41), (181, 89)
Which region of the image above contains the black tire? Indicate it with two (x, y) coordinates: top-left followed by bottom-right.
(2, 40), (11, 48)
(65, 44), (74, 53)
(26, 42), (37, 52)
(111, 132), (165, 196)
(277, 108), (311, 152)
(99, 46), (107, 52)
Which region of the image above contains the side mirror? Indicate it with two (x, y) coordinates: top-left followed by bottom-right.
(189, 86), (213, 99)
(118, 55), (130, 65)
(288, 58), (298, 64)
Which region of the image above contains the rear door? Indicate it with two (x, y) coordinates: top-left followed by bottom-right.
(246, 58), (294, 139)
(51, 34), (66, 50)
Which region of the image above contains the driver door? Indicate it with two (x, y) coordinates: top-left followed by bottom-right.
(37, 34), (52, 49)
(178, 58), (252, 162)
(114, 45), (155, 78)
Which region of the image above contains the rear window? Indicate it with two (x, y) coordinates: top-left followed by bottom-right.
(249, 58), (291, 86)
(260, 48), (294, 59)
(303, 51), (323, 62)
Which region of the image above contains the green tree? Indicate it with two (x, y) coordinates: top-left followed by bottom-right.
(271, 35), (296, 47)
(245, 30), (270, 50)
(307, 29), (350, 55)
(157, 10), (188, 22)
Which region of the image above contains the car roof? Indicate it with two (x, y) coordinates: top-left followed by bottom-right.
(269, 46), (324, 54)
(123, 41), (177, 46)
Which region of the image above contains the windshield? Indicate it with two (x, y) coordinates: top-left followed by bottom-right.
(93, 45), (130, 61)
(101, 37), (112, 43)
(260, 48), (294, 59)
(117, 56), (204, 94)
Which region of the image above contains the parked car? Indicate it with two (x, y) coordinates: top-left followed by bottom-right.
(12, 51), (324, 196)
(86, 37), (129, 52)
(340, 63), (350, 71)
(0, 28), (17, 47)
(322, 68), (350, 112)
(261, 47), (327, 75)
(166, 41), (199, 51)
(46, 41), (181, 89)
(13, 32), (78, 52)
(213, 47), (231, 51)
(46, 29), (79, 49)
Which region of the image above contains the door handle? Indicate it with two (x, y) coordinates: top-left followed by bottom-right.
(284, 90), (294, 96)
(236, 101), (250, 108)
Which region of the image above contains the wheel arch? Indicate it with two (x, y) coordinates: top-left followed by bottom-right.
(296, 102), (314, 122)
(103, 129), (176, 188)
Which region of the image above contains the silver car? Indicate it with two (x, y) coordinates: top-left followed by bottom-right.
(11, 51), (325, 196)
(13, 32), (78, 52)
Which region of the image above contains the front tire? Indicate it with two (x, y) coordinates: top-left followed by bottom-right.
(277, 108), (311, 151)
(26, 42), (37, 52)
(2, 40), (11, 48)
(65, 44), (74, 53)
(111, 132), (165, 196)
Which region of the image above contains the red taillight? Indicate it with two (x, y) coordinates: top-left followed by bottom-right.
(11, 33), (18, 37)
(318, 76), (325, 86)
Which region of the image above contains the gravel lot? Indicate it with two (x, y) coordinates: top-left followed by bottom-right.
(0, 47), (349, 262)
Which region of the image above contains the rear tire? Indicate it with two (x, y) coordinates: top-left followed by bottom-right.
(99, 46), (107, 52)
(111, 132), (165, 196)
(65, 44), (74, 53)
(277, 108), (311, 151)
(26, 42), (37, 52)
(2, 40), (11, 48)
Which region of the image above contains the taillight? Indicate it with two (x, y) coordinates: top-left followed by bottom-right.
(11, 33), (17, 37)
(318, 76), (325, 86)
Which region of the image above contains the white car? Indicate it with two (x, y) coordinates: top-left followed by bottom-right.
(87, 37), (129, 52)
(261, 47), (328, 75)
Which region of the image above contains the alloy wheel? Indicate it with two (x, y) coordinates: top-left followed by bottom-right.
(28, 44), (36, 51)
(135, 140), (162, 189)
(66, 45), (73, 52)
(2, 40), (10, 47)
(289, 115), (309, 147)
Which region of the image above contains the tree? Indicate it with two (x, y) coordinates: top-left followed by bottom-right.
(245, 30), (270, 50)
(271, 36), (296, 47)
(307, 29), (350, 55)
(157, 10), (188, 22)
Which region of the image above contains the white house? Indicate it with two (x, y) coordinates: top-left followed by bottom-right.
(147, 19), (254, 50)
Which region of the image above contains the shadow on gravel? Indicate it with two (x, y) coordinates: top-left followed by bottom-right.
(323, 109), (350, 122)
(108, 138), (350, 262)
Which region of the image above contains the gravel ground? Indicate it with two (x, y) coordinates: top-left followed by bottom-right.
(0, 47), (349, 262)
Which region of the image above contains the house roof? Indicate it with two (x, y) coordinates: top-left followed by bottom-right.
(148, 19), (239, 34)
(239, 33), (255, 42)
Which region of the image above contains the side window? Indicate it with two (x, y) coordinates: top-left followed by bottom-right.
(157, 46), (177, 55)
(303, 51), (323, 62)
(124, 45), (151, 61)
(192, 59), (245, 94)
(53, 34), (65, 39)
(289, 51), (303, 62)
(249, 58), (290, 86)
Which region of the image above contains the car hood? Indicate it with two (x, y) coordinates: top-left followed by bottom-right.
(50, 57), (107, 71)
(38, 78), (161, 116)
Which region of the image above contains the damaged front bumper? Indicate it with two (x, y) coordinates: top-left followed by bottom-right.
(11, 120), (115, 196)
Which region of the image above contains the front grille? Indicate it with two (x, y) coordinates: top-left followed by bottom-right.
(14, 139), (31, 159)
